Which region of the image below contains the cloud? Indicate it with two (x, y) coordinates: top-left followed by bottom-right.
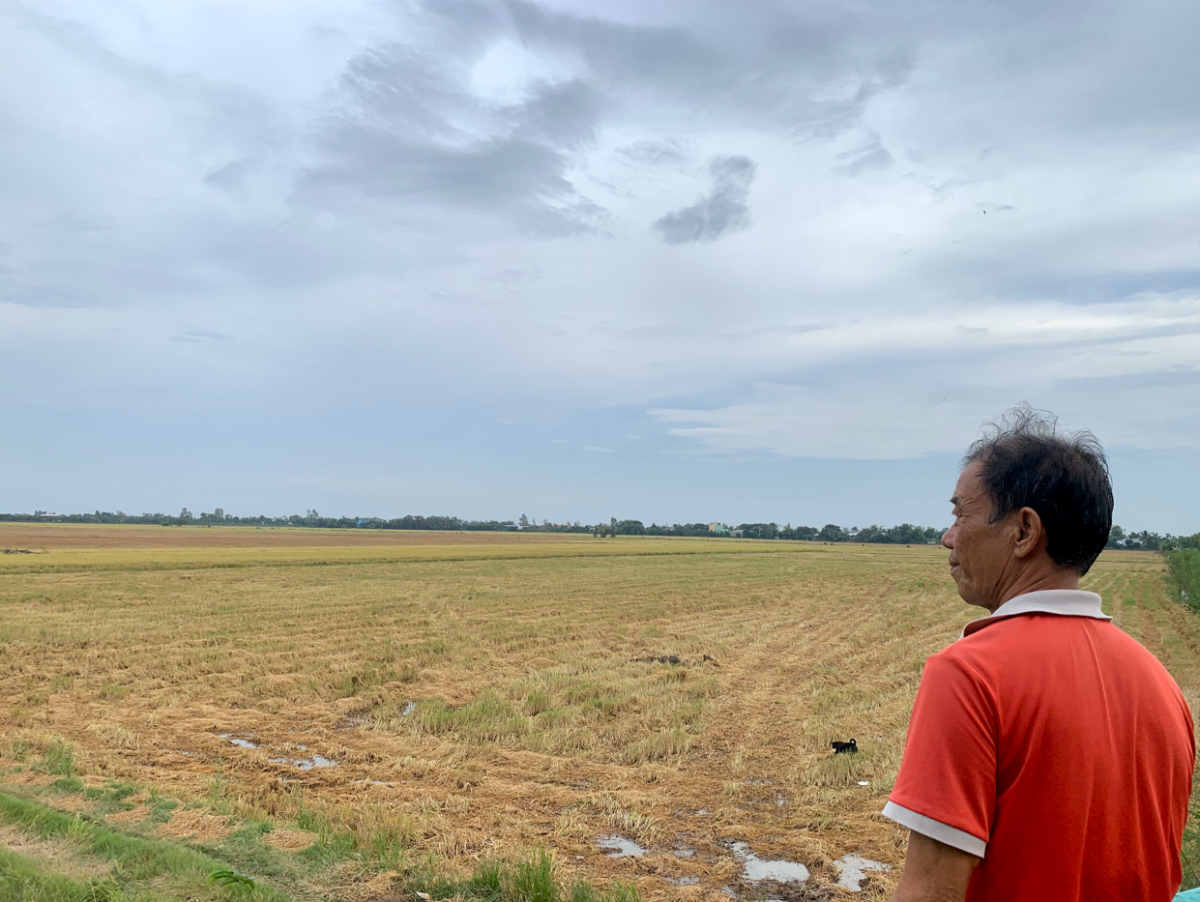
(203, 159), (251, 192)
(652, 155), (757, 245)
(616, 138), (686, 168)
(649, 371), (1200, 461)
(651, 385), (984, 459)
(171, 330), (233, 343)
(649, 295), (1200, 458)
(834, 132), (893, 177)
(503, 0), (914, 137)
(296, 37), (610, 236)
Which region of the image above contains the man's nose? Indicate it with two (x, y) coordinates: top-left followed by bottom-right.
(942, 525), (955, 549)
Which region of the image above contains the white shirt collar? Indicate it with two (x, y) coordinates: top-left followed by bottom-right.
(961, 589), (1110, 639)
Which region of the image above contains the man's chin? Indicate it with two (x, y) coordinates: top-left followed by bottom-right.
(951, 578), (974, 605)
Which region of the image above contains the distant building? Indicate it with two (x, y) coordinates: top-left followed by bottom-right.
(730, 529), (744, 538)
(708, 523), (729, 535)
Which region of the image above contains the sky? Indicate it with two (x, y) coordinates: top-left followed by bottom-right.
(3, 0), (1199, 532)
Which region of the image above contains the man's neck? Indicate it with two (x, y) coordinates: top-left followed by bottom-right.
(988, 567), (1081, 614)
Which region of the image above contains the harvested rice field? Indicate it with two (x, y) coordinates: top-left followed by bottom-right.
(0, 524), (1196, 901)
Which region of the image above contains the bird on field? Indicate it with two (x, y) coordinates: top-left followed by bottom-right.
(831, 739), (858, 755)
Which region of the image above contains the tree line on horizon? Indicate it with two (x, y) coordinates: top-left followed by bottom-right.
(3, 509), (1196, 551)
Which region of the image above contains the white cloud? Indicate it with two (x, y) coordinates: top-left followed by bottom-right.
(650, 295), (1200, 458)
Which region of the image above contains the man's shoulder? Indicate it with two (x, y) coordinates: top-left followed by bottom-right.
(926, 614), (1102, 681)
(920, 640), (995, 694)
(930, 614), (1191, 714)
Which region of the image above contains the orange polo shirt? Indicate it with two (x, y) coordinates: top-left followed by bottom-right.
(884, 590), (1195, 902)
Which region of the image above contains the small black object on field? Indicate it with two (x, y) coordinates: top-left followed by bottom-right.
(831, 739), (857, 755)
(1, 548), (35, 555)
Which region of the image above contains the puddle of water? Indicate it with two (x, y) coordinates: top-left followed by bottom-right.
(217, 734), (259, 750)
(597, 835), (646, 858)
(665, 876), (700, 886)
(696, 808), (709, 815)
(673, 848), (695, 858)
(269, 754), (338, 770)
(729, 842), (810, 884)
(744, 778), (773, 786)
(833, 855), (890, 892)
(857, 781), (870, 786)
(402, 701), (416, 716)
(775, 794), (785, 808)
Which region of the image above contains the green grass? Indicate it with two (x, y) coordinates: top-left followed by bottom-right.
(1167, 548), (1200, 889)
(1168, 549), (1200, 614)
(1184, 798), (1199, 891)
(0, 847), (124, 902)
(0, 789), (643, 902)
(0, 790), (291, 901)
(409, 849), (639, 902)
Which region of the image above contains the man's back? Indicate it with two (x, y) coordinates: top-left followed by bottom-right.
(888, 612), (1194, 902)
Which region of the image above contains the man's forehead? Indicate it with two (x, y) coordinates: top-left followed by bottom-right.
(952, 461), (984, 502)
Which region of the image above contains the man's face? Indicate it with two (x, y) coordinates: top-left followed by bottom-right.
(942, 461), (1014, 611)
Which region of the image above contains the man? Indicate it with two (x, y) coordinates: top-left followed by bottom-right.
(885, 406), (1195, 902)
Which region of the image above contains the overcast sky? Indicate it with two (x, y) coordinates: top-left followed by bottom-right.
(3, 0), (1199, 531)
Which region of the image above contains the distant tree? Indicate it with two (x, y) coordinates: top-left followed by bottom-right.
(214, 507), (225, 520)
(737, 523), (779, 539)
(179, 508), (193, 520)
(819, 523), (849, 542)
(519, 513), (530, 528)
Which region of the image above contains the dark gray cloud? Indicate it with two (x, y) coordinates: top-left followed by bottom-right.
(294, 0), (923, 236)
(652, 155), (757, 245)
(502, 0), (914, 136)
(297, 40), (609, 235)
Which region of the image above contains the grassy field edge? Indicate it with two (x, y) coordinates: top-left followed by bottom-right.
(1166, 549), (1200, 890)
(0, 781), (644, 902)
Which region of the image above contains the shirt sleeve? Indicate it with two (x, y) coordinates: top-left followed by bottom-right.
(884, 650), (997, 857)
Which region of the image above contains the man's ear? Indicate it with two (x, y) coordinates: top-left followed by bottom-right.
(1012, 507), (1045, 559)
